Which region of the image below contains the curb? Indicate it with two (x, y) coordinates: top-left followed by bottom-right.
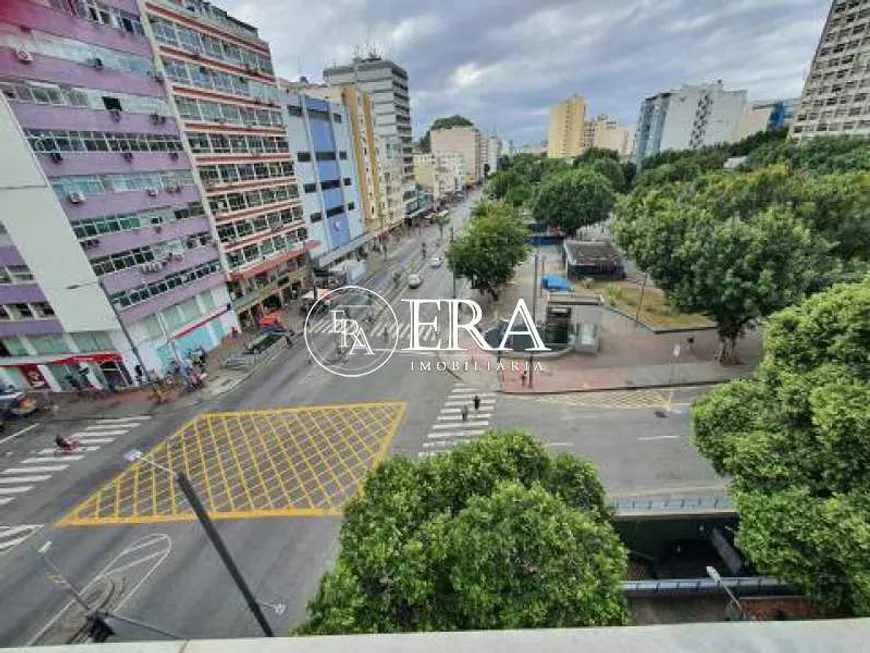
(601, 304), (718, 334)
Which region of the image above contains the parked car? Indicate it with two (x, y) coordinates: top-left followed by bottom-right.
(407, 273), (423, 289)
(430, 256), (443, 268)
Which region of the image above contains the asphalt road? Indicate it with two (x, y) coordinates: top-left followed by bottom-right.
(0, 191), (725, 645)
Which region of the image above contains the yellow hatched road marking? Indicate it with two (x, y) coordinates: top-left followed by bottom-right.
(58, 401), (406, 526)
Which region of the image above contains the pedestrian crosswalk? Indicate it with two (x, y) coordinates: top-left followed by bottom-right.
(0, 415), (150, 509)
(305, 319), (444, 344)
(0, 524), (42, 556)
(419, 385), (497, 458)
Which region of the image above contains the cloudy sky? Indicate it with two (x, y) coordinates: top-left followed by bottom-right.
(222, 0), (829, 145)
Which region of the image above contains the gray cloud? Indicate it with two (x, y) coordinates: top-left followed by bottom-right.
(221, 0), (829, 144)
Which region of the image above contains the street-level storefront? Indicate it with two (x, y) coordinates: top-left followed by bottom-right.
(230, 249), (315, 329)
(0, 351), (127, 392)
(154, 305), (233, 370)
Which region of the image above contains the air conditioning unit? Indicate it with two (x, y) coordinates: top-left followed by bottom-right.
(154, 224), (163, 233)
(167, 184), (182, 193)
(204, 180), (215, 189)
(169, 151), (179, 160)
(122, 151), (134, 161)
(82, 238), (100, 249)
(49, 152), (63, 163)
(150, 112), (164, 124)
(16, 49), (33, 64)
(68, 191), (86, 204)
(146, 187), (159, 197)
(109, 109), (121, 121)
(172, 252), (184, 261)
(245, 63), (256, 73)
(216, 117), (226, 124)
(90, 57), (104, 70)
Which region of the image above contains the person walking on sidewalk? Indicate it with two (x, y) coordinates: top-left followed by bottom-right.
(473, 394), (481, 411)
(521, 369), (527, 387)
(461, 404), (469, 422)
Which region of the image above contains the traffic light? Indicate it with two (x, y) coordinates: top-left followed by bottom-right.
(87, 614), (115, 642)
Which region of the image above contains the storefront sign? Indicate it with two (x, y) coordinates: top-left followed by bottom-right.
(18, 364), (49, 389)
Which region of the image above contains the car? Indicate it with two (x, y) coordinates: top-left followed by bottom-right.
(430, 256), (443, 268)
(407, 273), (422, 289)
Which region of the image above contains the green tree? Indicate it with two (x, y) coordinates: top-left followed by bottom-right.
(743, 134), (870, 174)
(692, 278), (870, 614)
(573, 147), (620, 165)
(446, 202), (529, 300)
(487, 170), (533, 208)
(615, 179), (833, 362)
(296, 431), (628, 634)
(584, 157), (626, 193)
(533, 168), (616, 236)
(434, 211), (450, 239)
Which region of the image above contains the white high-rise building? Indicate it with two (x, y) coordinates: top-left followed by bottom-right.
(791, 0), (870, 140)
(632, 81), (747, 165)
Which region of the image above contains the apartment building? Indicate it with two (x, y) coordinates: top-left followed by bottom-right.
(431, 126), (482, 185)
(791, 0), (870, 140)
(582, 115), (635, 158)
(323, 56), (413, 227)
(141, 0), (311, 327)
(413, 151), (464, 204)
(479, 133), (501, 177)
(0, 0), (237, 390)
(547, 94), (586, 159)
(279, 86), (368, 272)
(632, 81), (747, 165)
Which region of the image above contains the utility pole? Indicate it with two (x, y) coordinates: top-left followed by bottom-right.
(634, 272), (649, 326)
(125, 452), (274, 637)
(529, 247), (540, 388)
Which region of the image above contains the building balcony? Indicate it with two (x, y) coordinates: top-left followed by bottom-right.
(0, 247), (25, 267)
(117, 270), (226, 324)
(0, 48), (163, 99)
(13, 104), (178, 136)
(82, 215), (213, 258)
(62, 185), (202, 221)
(0, 284), (48, 305)
(100, 243), (221, 295)
(0, 318), (64, 338)
(39, 151), (192, 178)
(1, 0), (153, 58)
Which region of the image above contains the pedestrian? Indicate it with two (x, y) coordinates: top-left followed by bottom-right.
(461, 404), (469, 421)
(284, 333), (293, 349)
(521, 369), (527, 387)
(473, 394), (481, 411)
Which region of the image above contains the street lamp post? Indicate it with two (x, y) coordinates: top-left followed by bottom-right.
(528, 248), (540, 388)
(706, 565), (747, 620)
(450, 224), (456, 299)
(125, 451), (274, 637)
(67, 280), (147, 385)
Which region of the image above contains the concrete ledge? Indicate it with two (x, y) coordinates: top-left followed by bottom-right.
(9, 619), (870, 652)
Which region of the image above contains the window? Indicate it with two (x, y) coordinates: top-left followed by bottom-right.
(30, 334), (67, 354)
(310, 211), (323, 223)
(333, 113), (342, 122)
(321, 179), (340, 190)
(2, 336), (28, 356)
(315, 151), (336, 161)
(343, 177), (352, 186)
(297, 151), (312, 162)
(326, 206), (344, 218)
(288, 105), (303, 117)
(303, 183), (317, 193)
(10, 303), (33, 319)
(347, 202), (355, 211)
(33, 302), (55, 318)
(102, 96), (122, 112)
(339, 151), (348, 160)
(72, 331), (113, 352)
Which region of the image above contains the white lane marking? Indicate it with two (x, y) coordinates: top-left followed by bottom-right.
(3, 465), (68, 474)
(444, 399), (496, 407)
(97, 416), (151, 422)
(0, 423), (41, 446)
(0, 497), (13, 506)
(426, 430), (486, 440)
(0, 535), (31, 550)
(86, 423), (140, 431)
(80, 428), (130, 435)
(0, 524), (41, 538)
(398, 323), (412, 339)
(71, 437), (114, 444)
(436, 413), (493, 421)
(21, 456), (84, 464)
(439, 407), (494, 415)
(0, 475), (51, 484)
(637, 435), (680, 441)
(546, 442), (574, 448)
(449, 391), (496, 398)
(431, 420), (490, 430)
(38, 447), (99, 454)
(0, 486), (33, 495)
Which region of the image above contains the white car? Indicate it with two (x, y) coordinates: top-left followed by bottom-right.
(430, 256), (443, 268)
(407, 273), (423, 289)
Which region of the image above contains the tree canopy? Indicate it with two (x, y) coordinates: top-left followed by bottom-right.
(742, 134), (870, 174)
(446, 201), (529, 300)
(615, 168), (836, 362)
(692, 278), (870, 614)
(296, 431), (628, 634)
(533, 168), (616, 236)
